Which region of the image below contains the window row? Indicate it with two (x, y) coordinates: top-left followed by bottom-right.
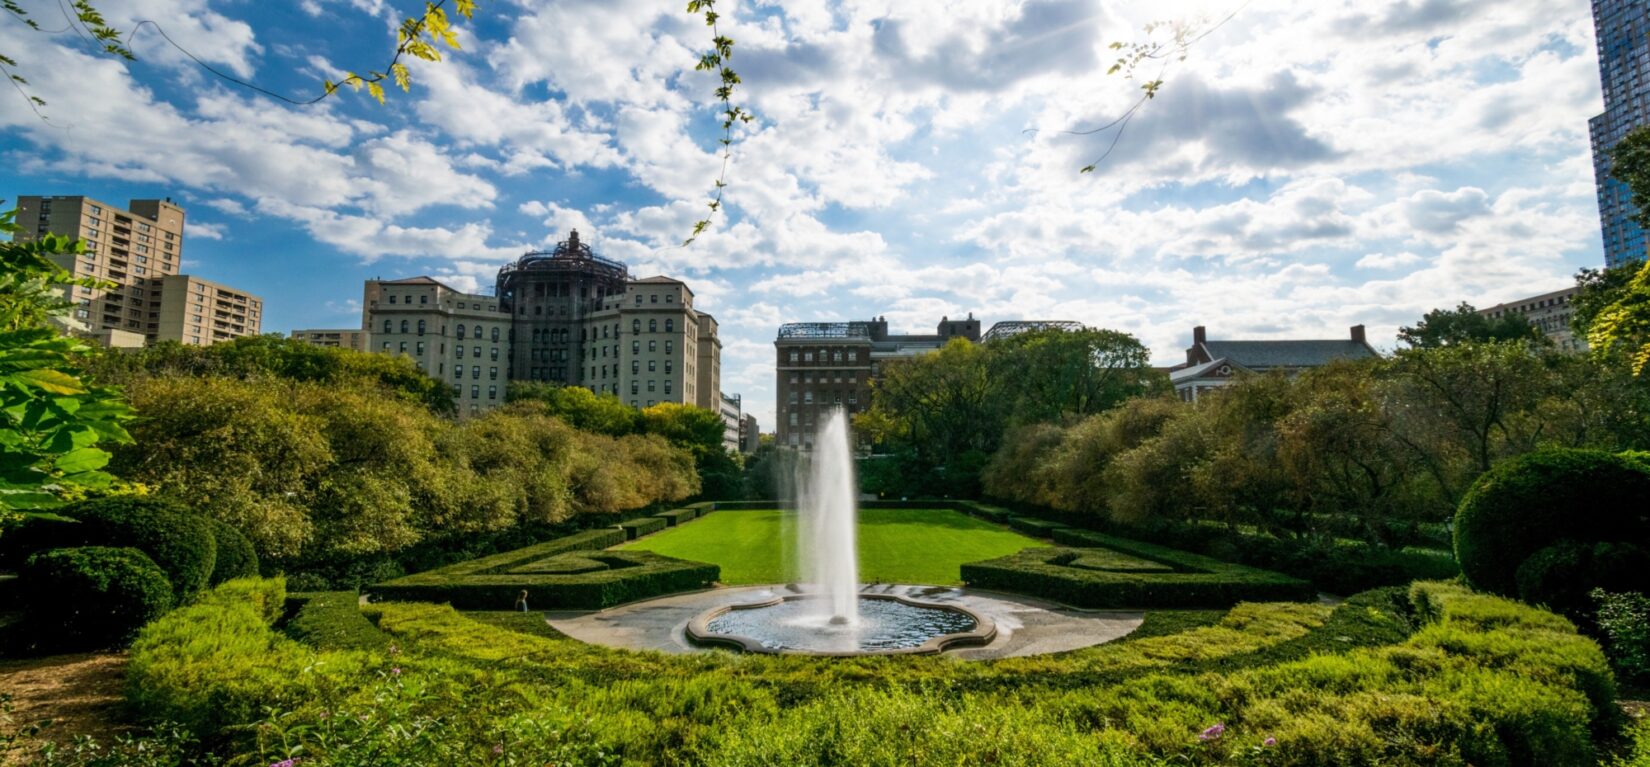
(786, 348), (862, 364)
(454, 345), (500, 361)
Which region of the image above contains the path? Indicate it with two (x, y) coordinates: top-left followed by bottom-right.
(0, 653), (129, 764)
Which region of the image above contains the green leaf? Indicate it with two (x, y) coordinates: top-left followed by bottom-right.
(14, 368), (86, 394)
(53, 446), (109, 474)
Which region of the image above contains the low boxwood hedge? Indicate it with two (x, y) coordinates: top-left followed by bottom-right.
(619, 517), (668, 540)
(1007, 516), (1069, 537)
(656, 508), (699, 526)
(957, 501), (1014, 523)
(964, 530), (1314, 608)
(368, 528), (717, 610)
(283, 591), (391, 651)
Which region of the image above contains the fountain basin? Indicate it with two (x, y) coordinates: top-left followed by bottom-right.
(685, 592), (996, 655)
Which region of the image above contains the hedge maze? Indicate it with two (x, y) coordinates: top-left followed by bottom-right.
(961, 527), (1315, 608)
(369, 526), (718, 610)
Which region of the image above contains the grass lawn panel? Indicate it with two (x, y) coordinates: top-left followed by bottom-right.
(616, 508), (1047, 586)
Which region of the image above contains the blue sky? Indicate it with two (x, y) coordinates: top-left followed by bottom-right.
(0, 0), (1609, 427)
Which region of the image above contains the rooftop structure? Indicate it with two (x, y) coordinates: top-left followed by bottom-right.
(1170, 325), (1379, 403)
(981, 320), (1085, 342)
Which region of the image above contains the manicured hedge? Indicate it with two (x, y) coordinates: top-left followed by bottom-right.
(208, 519), (260, 584)
(957, 501), (1014, 523)
(656, 508), (699, 526)
(1454, 448), (1650, 600)
(368, 527), (717, 610)
(283, 591), (391, 651)
(619, 516), (668, 540)
(62, 497), (218, 601)
(1007, 516), (1069, 537)
(964, 530), (1314, 608)
(22, 546), (176, 649)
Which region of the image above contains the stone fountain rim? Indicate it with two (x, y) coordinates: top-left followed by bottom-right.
(684, 591), (998, 656)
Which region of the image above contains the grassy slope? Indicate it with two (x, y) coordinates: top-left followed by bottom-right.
(615, 508), (1047, 585)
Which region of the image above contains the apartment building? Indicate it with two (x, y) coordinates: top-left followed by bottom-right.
(363, 231), (726, 417)
(718, 392), (742, 453)
(14, 195), (263, 346)
(16, 195), (184, 337)
(1476, 286), (1587, 352)
(290, 328), (368, 351)
(774, 315), (981, 449)
(151, 274), (263, 346)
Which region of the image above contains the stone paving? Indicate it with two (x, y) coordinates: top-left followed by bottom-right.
(544, 583), (1144, 659)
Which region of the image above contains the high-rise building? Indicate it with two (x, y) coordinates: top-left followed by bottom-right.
(290, 328), (368, 351)
(13, 194), (264, 345)
(362, 231), (724, 417)
(774, 315), (981, 449)
(1477, 286), (1588, 352)
(718, 392), (742, 453)
(150, 274), (263, 346)
(15, 195), (185, 336)
(1591, 0), (1650, 267)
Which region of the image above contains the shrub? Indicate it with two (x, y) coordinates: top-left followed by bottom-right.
(200, 576), (289, 625)
(58, 497), (218, 602)
(1006, 516), (1069, 537)
(1454, 448), (1650, 597)
(284, 591), (391, 651)
(207, 519), (260, 584)
(656, 508), (698, 526)
(1593, 588), (1650, 688)
(1517, 541), (1650, 619)
(964, 531), (1315, 608)
(620, 517), (668, 539)
(20, 547), (175, 649)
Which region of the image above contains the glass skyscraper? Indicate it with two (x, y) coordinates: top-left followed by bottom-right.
(1591, 0), (1650, 267)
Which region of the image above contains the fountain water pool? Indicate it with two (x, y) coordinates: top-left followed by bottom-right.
(685, 408), (994, 655)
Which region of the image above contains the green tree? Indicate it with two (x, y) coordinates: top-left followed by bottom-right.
(1586, 262), (1650, 376)
(505, 382), (640, 436)
(0, 207), (135, 522)
(986, 328), (1159, 424)
(1571, 262), (1644, 338)
(1397, 302), (1539, 348)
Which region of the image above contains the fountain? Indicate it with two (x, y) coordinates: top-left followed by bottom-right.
(685, 408), (995, 655)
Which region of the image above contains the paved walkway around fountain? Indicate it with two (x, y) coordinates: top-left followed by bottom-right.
(544, 583), (1144, 659)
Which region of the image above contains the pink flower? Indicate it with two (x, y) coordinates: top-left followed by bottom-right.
(493, 744), (504, 755)
(1263, 737), (1277, 747)
(1199, 723), (1225, 742)
(390, 667), (402, 676)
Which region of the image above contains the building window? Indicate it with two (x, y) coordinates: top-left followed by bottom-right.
(649, 340), (657, 352)
(473, 346), (481, 358)
(649, 319), (658, 332)
(636, 294), (643, 305)
(804, 391), (814, 404)
(665, 340), (673, 354)
(664, 381), (672, 394)
(632, 382), (639, 394)
(632, 340), (640, 354)
(398, 341), (407, 354)
(632, 319), (641, 334)
(789, 413), (798, 426)
(473, 326), (482, 339)
(788, 392), (797, 404)
(389, 295), (398, 304)
(665, 319), (674, 332)
(489, 367), (498, 380)
(666, 294), (674, 303)
(457, 323), (466, 338)
(417, 320), (426, 335)
(804, 352), (814, 362)
(632, 361), (640, 374)
(488, 385), (497, 400)
(789, 351), (799, 363)
(491, 347), (499, 361)
(651, 294), (658, 304)
(416, 341), (425, 356)
(472, 365), (480, 379)
(665, 361), (673, 374)
(456, 345), (464, 358)
(648, 360), (656, 372)
(384, 319), (393, 333)
(648, 380), (656, 392)
(382, 342), (392, 351)
(471, 385), (480, 399)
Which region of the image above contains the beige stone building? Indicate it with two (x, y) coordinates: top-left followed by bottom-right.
(150, 274), (263, 346)
(363, 277), (512, 417)
(14, 195), (262, 346)
(361, 232), (728, 418)
(290, 328), (368, 351)
(1477, 286), (1587, 352)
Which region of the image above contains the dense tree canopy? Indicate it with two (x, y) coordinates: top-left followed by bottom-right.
(1397, 302), (1539, 348)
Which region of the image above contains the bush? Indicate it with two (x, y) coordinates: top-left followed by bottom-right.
(964, 531), (1315, 608)
(1593, 588), (1650, 689)
(619, 516), (668, 539)
(1006, 516), (1068, 537)
(201, 576), (289, 625)
(1454, 448), (1650, 597)
(1517, 541), (1650, 619)
(656, 508), (698, 526)
(284, 591), (391, 651)
(208, 519), (260, 584)
(20, 547), (175, 649)
(59, 496), (218, 601)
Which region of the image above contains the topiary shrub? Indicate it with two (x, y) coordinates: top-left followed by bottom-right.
(21, 547), (175, 649)
(1453, 449), (1650, 597)
(208, 519), (260, 585)
(61, 496), (218, 602)
(1517, 541), (1650, 619)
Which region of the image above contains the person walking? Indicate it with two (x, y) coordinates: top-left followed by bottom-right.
(514, 589), (530, 613)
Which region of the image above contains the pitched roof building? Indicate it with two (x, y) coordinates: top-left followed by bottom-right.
(1170, 324), (1379, 402)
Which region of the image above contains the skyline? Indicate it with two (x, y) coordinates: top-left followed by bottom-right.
(0, 0), (1614, 428)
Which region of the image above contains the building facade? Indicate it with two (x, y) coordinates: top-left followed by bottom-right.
(362, 231), (726, 417)
(773, 315), (981, 449)
(1169, 325), (1379, 402)
(1477, 286), (1587, 352)
(15, 195), (264, 345)
(740, 413), (760, 454)
(718, 392), (743, 453)
(1591, 0), (1650, 267)
(290, 328), (368, 351)
(150, 274), (263, 346)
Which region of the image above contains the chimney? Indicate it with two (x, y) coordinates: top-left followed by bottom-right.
(1350, 324), (1366, 344)
(1193, 325), (1207, 345)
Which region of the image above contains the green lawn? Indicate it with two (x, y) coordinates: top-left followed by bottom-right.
(614, 508), (1047, 585)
